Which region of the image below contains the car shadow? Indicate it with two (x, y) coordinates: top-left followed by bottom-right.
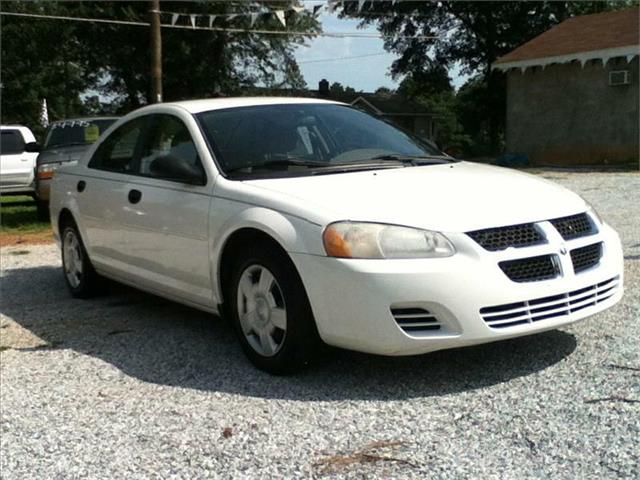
(1, 264), (577, 401)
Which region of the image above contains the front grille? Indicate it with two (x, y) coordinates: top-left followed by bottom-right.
(467, 223), (544, 251)
(550, 213), (595, 240)
(571, 242), (603, 273)
(480, 276), (620, 328)
(499, 254), (560, 282)
(391, 307), (441, 334)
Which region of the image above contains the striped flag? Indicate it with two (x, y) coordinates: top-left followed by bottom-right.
(39, 99), (49, 128)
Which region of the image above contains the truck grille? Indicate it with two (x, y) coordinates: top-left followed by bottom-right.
(390, 307), (441, 334)
(550, 213), (595, 240)
(499, 254), (560, 282)
(467, 223), (544, 251)
(480, 276), (620, 328)
(571, 242), (603, 273)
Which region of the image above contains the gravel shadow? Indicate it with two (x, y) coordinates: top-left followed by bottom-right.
(1, 265), (577, 400)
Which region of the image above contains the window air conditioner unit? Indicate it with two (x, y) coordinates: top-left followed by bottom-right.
(609, 70), (630, 86)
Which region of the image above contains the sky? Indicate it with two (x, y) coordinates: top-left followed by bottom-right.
(293, 12), (469, 93)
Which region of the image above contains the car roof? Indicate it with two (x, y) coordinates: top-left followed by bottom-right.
(48, 116), (119, 125)
(159, 97), (344, 114)
(1, 125), (32, 130)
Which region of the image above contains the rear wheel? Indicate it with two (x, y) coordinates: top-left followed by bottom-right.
(228, 245), (320, 374)
(61, 222), (101, 298)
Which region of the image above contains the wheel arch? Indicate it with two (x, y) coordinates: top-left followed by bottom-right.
(58, 208), (76, 233)
(213, 203), (325, 312)
(217, 227), (296, 310)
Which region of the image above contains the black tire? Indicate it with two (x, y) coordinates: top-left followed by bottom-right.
(227, 244), (320, 374)
(60, 221), (102, 298)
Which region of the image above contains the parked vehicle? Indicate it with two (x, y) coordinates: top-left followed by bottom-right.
(0, 125), (39, 196)
(49, 98), (624, 373)
(34, 117), (118, 218)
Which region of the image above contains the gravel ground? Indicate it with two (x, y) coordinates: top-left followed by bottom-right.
(1, 170), (639, 479)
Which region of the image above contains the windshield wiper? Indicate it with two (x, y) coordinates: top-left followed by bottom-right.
(259, 158), (328, 169)
(225, 157), (328, 174)
(370, 154), (453, 165)
(309, 161), (407, 176)
(45, 142), (89, 149)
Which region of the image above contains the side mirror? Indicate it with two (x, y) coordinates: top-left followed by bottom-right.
(25, 142), (41, 153)
(149, 155), (206, 185)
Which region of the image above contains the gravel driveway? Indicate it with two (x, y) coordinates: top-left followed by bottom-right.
(1, 170), (639, 479)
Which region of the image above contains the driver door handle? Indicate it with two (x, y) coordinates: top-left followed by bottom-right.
(128, 189), (142, 204)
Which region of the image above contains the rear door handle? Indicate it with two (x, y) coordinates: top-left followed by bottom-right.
(128, 189), (142, 204)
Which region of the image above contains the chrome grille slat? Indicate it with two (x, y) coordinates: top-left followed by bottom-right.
(392, 313), (438, 320)
(482, 278), (620, 320)
(485, 312), (533, 326)
(397, 321), (438, 327)
(480, 276), (620, 328)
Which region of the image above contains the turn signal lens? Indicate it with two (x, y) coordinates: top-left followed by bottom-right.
(323, 225), (353, 258)
(37, 171), (54, 180)
(37, 164), (57, 180)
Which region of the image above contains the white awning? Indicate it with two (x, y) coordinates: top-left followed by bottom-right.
(492, 45), (639, 72)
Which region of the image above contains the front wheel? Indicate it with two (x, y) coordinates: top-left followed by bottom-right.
(228, 246), (320, 374)
(61, 223), (101, 298)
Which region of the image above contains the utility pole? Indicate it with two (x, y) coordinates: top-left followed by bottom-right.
(149, 0), (163, 103)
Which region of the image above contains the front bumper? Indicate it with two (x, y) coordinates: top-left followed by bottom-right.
(291, 223), (624, 356)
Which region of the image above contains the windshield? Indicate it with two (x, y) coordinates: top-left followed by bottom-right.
(196, 104), (448, 178)
(43, 119), (117, 150)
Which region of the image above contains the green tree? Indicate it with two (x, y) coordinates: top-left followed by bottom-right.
(328, 81), (356, 95)
(1, 2), (88, 136)
(1, 1), (319, 128)
(374, 86), (393, 95)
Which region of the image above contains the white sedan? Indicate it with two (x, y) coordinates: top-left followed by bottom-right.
(50, 98), (624, 373)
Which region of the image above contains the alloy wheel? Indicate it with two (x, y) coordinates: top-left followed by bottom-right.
(236, 264), (287, 357)
(63, 229), (84, 288)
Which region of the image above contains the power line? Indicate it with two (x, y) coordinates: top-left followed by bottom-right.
(298, 52), (387, 63)
(0, 10), (438, 40)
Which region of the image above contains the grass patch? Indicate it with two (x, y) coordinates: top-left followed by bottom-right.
(1, 195), (51, 236)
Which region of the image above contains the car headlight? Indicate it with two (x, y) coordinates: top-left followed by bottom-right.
(323, 222), (455, 259)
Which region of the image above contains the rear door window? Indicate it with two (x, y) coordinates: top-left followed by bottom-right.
(0, 130), (26, 155)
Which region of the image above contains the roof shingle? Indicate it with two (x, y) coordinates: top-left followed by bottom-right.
(495, 7), (639, 65)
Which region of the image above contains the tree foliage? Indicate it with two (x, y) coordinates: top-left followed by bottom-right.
(1, 1), (319, 131)
(338, 0), (638, 156)
(329, 81), (357, 95)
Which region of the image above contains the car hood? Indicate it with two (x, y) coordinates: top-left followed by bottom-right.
(38, 145), (88, 165)
(245, 161), (587, 232)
